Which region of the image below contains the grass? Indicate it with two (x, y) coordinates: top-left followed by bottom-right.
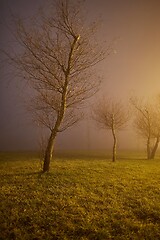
(0, 152), (160, 240)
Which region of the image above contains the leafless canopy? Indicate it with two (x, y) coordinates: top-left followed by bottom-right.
(93, 98), (129, 130)
(130, 97), (160, 138)
(6, 0), (105, 132)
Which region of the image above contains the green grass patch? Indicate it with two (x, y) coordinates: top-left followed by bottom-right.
(0, 152), (160, 239)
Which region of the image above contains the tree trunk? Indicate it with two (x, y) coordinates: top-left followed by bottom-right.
(111, 118), (117, 162)
(112, 132), (117, 162)
(42, 35), (80, 173)
(147, 137), (151, 159)
(150, 136), (159, 159)
(42, 132), (56, 173)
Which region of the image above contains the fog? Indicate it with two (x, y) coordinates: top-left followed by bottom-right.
(1, 0), (160, 152)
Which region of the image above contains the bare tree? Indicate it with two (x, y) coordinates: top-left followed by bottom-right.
(4, 0), (107, 172)
(93, 98), (129, 162)
(130, 97), (160, 159)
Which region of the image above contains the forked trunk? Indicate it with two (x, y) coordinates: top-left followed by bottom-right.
(150, 136), (159, 159)
(43, 132), (56, 173)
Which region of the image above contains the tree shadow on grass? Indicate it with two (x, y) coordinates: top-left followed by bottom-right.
(1, 171), (43, 179)
(118, 157), (147, 160)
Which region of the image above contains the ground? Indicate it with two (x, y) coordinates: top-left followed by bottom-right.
(0, 151), (160, 240)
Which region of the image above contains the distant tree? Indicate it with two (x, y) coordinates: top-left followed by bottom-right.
(92, 98), (129, 162)
(2, 0), (108, 172)
(130, 97), (160, 159)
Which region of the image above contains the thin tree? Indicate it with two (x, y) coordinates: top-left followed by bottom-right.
(93, 98), (129, 162)
(4, 0), (107, 172)
(130, 97), (160, 159)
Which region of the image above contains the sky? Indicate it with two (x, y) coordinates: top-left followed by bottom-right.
(1, 0), (160, 152)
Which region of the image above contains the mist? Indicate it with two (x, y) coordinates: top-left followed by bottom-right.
(1, 0), (160, 152)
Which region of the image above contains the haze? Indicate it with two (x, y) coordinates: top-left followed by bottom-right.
(1, 0), (160, 152)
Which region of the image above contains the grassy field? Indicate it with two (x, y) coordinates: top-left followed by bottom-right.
(0, 152), (160, 240)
